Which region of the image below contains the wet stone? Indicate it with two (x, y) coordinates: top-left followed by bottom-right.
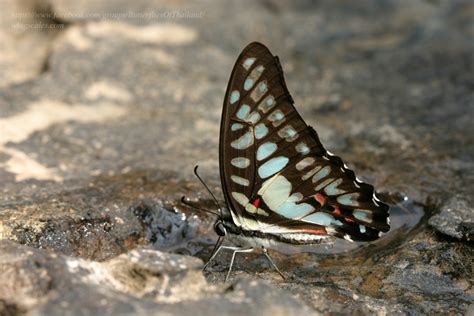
(128, 200), (210, 255)
(428, 196), (474, 241)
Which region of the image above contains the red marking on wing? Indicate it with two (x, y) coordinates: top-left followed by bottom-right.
(252, 198), (260, 208)
(333, 205), (341, 215)
(345, 217), (355, 223)
(315, 193), (326, 205)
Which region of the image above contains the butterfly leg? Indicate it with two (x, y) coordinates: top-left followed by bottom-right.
(202, 236), (224, 271)
(225, 247), (254, 282)
(262, 246), (286, 280)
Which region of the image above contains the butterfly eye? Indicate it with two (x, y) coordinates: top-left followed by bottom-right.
(214, 221), (227, 237)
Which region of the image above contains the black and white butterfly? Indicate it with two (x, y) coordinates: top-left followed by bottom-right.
(185, 42), (390, 281)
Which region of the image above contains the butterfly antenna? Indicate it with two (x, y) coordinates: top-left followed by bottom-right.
(181, 196), (220, 217)
(193, 165), (223, 217)
(387, 194), (411, 214)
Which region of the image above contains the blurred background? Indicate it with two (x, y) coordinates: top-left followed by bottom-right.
(0, 0), (473, 315)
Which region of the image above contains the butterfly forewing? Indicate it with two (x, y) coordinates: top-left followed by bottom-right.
(220, 42), (389, 243)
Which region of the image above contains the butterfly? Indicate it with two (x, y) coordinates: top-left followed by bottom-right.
(184, 42), (390, 281)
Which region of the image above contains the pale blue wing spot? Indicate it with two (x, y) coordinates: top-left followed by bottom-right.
(359, 225), (366, 233)
(258, 95), (275, 113)
(244, 78), (254, 91)
(255, 123), (268, 139)
(231, 175), (250, 186)
(232, 192), (249, 207)
(287, 192), (303, 203)
(278, 125), (298, 138)
(258, 156), (289, 178)
(243, 57), (256, 70)
(296, 142), (310, 155)
(282, 125), (297, 138)
(245, 204), (257, 214)
(257, 142), (277, 161)
(245, 66), (264, 91)
(324, 178), (344, 195)
(275, 202), (314, 219)
(312, 166), (331, 183)
(236, 104), (251, 120)
(247, 112), (261, 124)
(258, 175), (314, 219)
(315, 177), (335, 191)
(269, 110), (285, 127)
(231, 123), (243, 131)
(337, 193), (360, 207)
(278, 125), (298, 140)
(353, 210), (372, 223)
(230, 90), (240, 104)
(231, 131), (254, 150)
(259, 175), (292, 210)
(296, 157), (315, 171)
(301, 165), (322, 181)
(250, 80), (268, 102)
(302, 212), (343, 226)
(231, 157), (250, 168)
(302, 212), (336, 226)
(333, 220), (344, 226)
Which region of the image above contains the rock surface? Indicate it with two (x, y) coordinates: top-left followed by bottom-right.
(429, 196), (473, 241)
(0, 0), (63, 88)
(0, 0), (473, 315)
(0, 240), (314, 316)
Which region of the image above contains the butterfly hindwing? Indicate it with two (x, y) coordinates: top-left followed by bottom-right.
(219, 42), (390, 243)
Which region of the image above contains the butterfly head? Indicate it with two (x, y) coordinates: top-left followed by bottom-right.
(184, 166), (243, 238)
(214, 206), (230, 237)
(212, 206), (241, 237)
(213, 220), (227, 236)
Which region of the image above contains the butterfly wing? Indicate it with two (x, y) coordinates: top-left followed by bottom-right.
(219, 42), (389, 243)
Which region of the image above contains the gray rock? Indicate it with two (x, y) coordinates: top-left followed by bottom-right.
(0, 0), (473, 315)
(0, 240), (316, 316)
(0, 0), (63, 88)
(429, 196), (474, 241)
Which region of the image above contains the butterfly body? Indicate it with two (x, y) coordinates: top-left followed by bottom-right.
(218, 206), (328, 248)
(217, 42), (390, 247)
